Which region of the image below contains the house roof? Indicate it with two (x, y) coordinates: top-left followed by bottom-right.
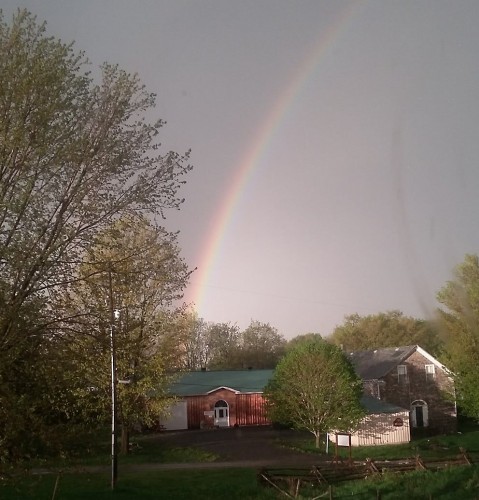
(169, 346), (450, 398)
(360, 396), (407, 414)
(347, 345), (417, 379)
(347, 344), (451, 380)
(169, 369), (274, 396)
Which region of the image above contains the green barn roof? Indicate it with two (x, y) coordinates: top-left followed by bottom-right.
(169, 369), (274, 396)
(169, 371), (408, 415)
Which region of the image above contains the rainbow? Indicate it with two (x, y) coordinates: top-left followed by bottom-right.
(192, 2), (363, 315)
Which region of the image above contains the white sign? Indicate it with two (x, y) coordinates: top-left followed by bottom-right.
(337, 433), (351, 447)
(203, 411), (214, 417)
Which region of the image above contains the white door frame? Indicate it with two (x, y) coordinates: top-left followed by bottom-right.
(214, 399), (230, 427)
(411, 400), (428, 428)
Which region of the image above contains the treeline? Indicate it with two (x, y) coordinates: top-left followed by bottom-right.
(174, 316), (287, 370)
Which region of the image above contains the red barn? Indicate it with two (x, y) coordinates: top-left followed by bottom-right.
(161, 370), (273, 430)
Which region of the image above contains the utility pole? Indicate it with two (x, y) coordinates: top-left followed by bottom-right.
(108, 266), (119, 489)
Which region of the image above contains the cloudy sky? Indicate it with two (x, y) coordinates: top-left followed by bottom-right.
(3, 1), (479, 339)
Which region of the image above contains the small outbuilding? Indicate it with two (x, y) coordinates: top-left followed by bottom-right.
(348, 396), (410, 446)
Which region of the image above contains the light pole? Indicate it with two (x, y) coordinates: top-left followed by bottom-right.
(108, 264), (120, 489)
(110, 307), (120, 489)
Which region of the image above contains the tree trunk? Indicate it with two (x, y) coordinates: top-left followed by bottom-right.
(315, 432), (320, 448)
(121, 424), (130, 455)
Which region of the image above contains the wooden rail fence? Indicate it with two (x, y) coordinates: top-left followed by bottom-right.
(258, 448), (474, 499)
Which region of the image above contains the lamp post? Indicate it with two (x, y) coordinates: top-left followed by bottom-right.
(108, 264), (120, 489)
(110, 307), (120, 489)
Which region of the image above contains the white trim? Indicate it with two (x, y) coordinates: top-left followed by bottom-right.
(397, 364), (408, 383)
(415, 346), (453, 375)
(213, 399), (230, 427)
(397, 365), (407, 375)
(425, 364), (436, 380)
(411, 400), (429, 428)
(206, 386), (240, 395)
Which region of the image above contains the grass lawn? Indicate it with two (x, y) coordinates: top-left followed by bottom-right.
(331, 464), (479, 499)
(1, 469), (279, 500)
(3, 464), (479, 499)
(3, 422), (479, 498)
(23, 430), (218, 469)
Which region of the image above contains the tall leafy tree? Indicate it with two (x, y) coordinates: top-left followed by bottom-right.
(0, 11), (191, 459)
(177, 310), (211, 371)
(205, 320), (285, 370)
(238, 321), (286, 369)
(264, 338), (365, 448)
(437, 254), (479, 419)
(59, 215), (191, 453)
(287, 333), (323, 351)
(330, 311), (441, 355)
(208, 322), (241, 369)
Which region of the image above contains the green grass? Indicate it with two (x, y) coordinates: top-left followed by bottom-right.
(23, 432), (218, 469)
(1, 469), (279, 500)
(3, 465), (479, 499)
(122, 436), (218, 464)
(330, 464), (479, 499)
(4, 422), (479, 498)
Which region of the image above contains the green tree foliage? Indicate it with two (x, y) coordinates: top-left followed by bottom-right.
(180, 318), (285, 370)
(437, 254), (479, 419)
(330, 311), (441, 355)
(59, 215), (190, 453)
(207, 322), (241, 369)
(287, 333), (323, 351)
(238, 321), (286, 368)
(0, 11), (191, 460)
(177, 310), (211, 371)
(206, 320), (285, 369)
(264, 338), (365, 448)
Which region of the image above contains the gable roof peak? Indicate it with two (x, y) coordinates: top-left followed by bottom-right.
(348, 345), (417, 379)
(347, 344), (452, 379)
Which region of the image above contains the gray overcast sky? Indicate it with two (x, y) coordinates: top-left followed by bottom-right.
(3, 1), (479, 339)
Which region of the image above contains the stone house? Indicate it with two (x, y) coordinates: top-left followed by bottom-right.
(348, 345), (457, 433)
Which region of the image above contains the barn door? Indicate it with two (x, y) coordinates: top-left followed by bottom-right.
(214, 400), (229, 427)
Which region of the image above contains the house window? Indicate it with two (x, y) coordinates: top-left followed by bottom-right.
(397, 364), (408, 384)
(425, 364), (436, 381)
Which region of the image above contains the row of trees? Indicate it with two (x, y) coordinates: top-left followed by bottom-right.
(178, 315), (286, 370)
(329, 311), (442, 355)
